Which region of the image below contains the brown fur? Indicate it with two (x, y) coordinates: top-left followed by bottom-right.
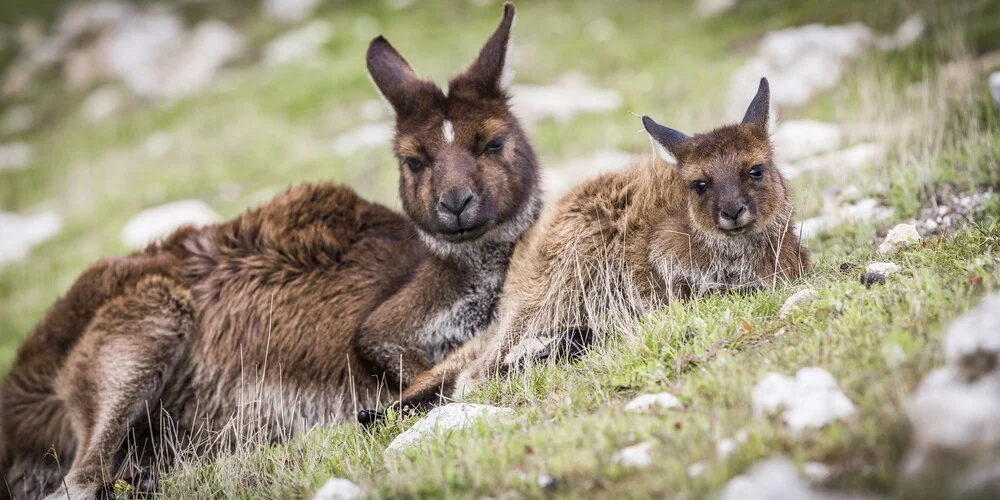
(397, 78), (810, 410)
(0, 4), (539, 499)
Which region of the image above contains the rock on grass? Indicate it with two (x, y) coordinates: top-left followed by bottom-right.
(385, 403), (511, 455)
(752, 367), (855, 433)
(0, 211), (62, 267)
(779, 288), (818, 319)
(313, 478), (363, 500)
(612, 441), (654, 468)
(121, 200), (220, 249)
(624, 392), (682, 413)
(878, 223), (921, 256)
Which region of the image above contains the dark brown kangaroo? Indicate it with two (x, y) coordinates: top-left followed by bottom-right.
(392, 78), (810, 413)
(0, 4), (539, 498)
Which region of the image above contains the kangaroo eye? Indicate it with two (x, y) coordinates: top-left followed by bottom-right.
(692, 180), (708, 194)
(749, 165), (764, 179)
(404, 157), (424, 173)
(484, 138), (504, 153)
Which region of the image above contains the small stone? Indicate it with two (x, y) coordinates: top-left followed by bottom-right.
(121, 200), (220, 249)
(779, 288), (818, 319)
(0, 142), (32, 171)
(537, 473), (557, 490)
(924, 219), (939, 232)
(695, 0), (738, 17)
(686, 461), (708, 477)
(802, 462), (831, 482)
(718, 457), (832, 500)
(752, 367), (855, 433)
(612, 441), (654, 468)
(264, 0), (322, 23)
(143, 132), (173, 158)
(624, 392), (682, 413)
(385, 403), (512, 454)
(860, 272), (886, 288)
(0, 211), (62, 267)
(511, 76), (623, 124)
(942, 292), (1000, 376)
(716, 438), (738, 458)
(313, 478), (363, 500)
(839, 262), (858, 273)
(263, 20), (333, 67)
(772, 120), (842, 163)
(1, 105), (35, 134)
(865, 262), (901, 276)
(331, 122), (393, 156)
(80, 86), (124, 122)
(878, 223), (922, 255)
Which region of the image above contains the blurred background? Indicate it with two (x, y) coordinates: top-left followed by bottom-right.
(0, 0), (998, 375)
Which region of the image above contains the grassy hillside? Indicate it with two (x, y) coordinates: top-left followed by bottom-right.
(1, 0), (999, 498)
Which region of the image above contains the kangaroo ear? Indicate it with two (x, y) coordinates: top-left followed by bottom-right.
(742, 77), (777, 133)
(642, 115), (690, 165)
(367, 36), (421, 116)
(452, 2), (516, 97)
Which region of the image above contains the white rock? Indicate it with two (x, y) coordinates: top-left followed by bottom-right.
(612, 441), (654, 468)
(802, 462), (831, 482)
(0, 142), (32, 171)
(991, 72), (1000, 106)
(104, 9), (185, 97)
(263, 20), (334, 66)
(771, 120), (842, 163)
(331, 122), (394, 156)
(121, 200), (220, 249)
(385, 403), (511, 455)
(717, 438), (738, 459)
(752, 367), (855, 433)
(785, 143), (885, 179)
(778, 288), (818, 319)
(143, 131), (173, 158)
(719, 457), (835, 500)
(154, 20), (245, 100)
(1, 105), (35, 134)
(313, 477), (363, 500)
(877, 15), (925, 51)
(542, 150), (634, 200)
(624, 392), (683, 413)
(865, 262), (901, 276)
(80, 86), (124, 122)
(511, 76), (623, 124)
(908, 372), (1000, 452)
(686, 461), (707, 477)
(878, 223), (921, 255)
(727, 23), (874, 118)
(264, 0), (322, 23)
(942, 292), (1000, 369)
(696, 0), (738, 17)
(360, 99), (388, 122)
(0, 211), (62, 267)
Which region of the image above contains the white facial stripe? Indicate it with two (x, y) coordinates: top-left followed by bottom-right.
(443, 120), (455, 144)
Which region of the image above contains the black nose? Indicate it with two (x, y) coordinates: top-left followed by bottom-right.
(439, 187), (476, 217)
(721, 204), (746, 222)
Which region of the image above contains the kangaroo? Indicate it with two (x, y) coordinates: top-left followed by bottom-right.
(382, 78), (810, 414)
(0, 4), (539, 498)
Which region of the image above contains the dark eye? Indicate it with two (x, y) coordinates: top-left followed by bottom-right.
(484, 138), (504, 153)
(692, 180), (708, 194)
(404, 157), (424, 173)
(749, 165), (764, 179)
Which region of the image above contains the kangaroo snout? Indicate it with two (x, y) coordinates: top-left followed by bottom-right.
(435, 187), (491, 239)
(718, 202), (754, 231)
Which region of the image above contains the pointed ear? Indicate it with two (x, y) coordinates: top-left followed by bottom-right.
(642, 115), (690, 165)
(366, 36), (420, 116)
(453, 2), (516, 96)
(741, 77), (777, 133)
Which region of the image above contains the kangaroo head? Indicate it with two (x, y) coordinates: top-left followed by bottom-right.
(642, 78), (789, 237)
(366, 3), (539, 252)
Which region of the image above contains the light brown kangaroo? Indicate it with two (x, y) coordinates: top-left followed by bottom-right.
(389, 78), (810, 412)
(0, 4), (539, 499)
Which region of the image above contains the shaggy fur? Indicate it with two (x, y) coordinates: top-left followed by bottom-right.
(395, 78), (810, 411)
(0, 4), (539, 499)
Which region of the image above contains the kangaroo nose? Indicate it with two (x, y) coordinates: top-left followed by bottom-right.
(721, 204), (746, 222)
(439, 187), (476, 217)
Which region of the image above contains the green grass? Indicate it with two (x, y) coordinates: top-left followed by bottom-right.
(2, 0), (1000, 497)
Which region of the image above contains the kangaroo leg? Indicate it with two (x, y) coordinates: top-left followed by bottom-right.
(49, 276), (194, 499)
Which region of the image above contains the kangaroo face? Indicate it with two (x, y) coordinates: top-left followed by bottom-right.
(367, 3), (538, 245)
(643, 78), (788, 237)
